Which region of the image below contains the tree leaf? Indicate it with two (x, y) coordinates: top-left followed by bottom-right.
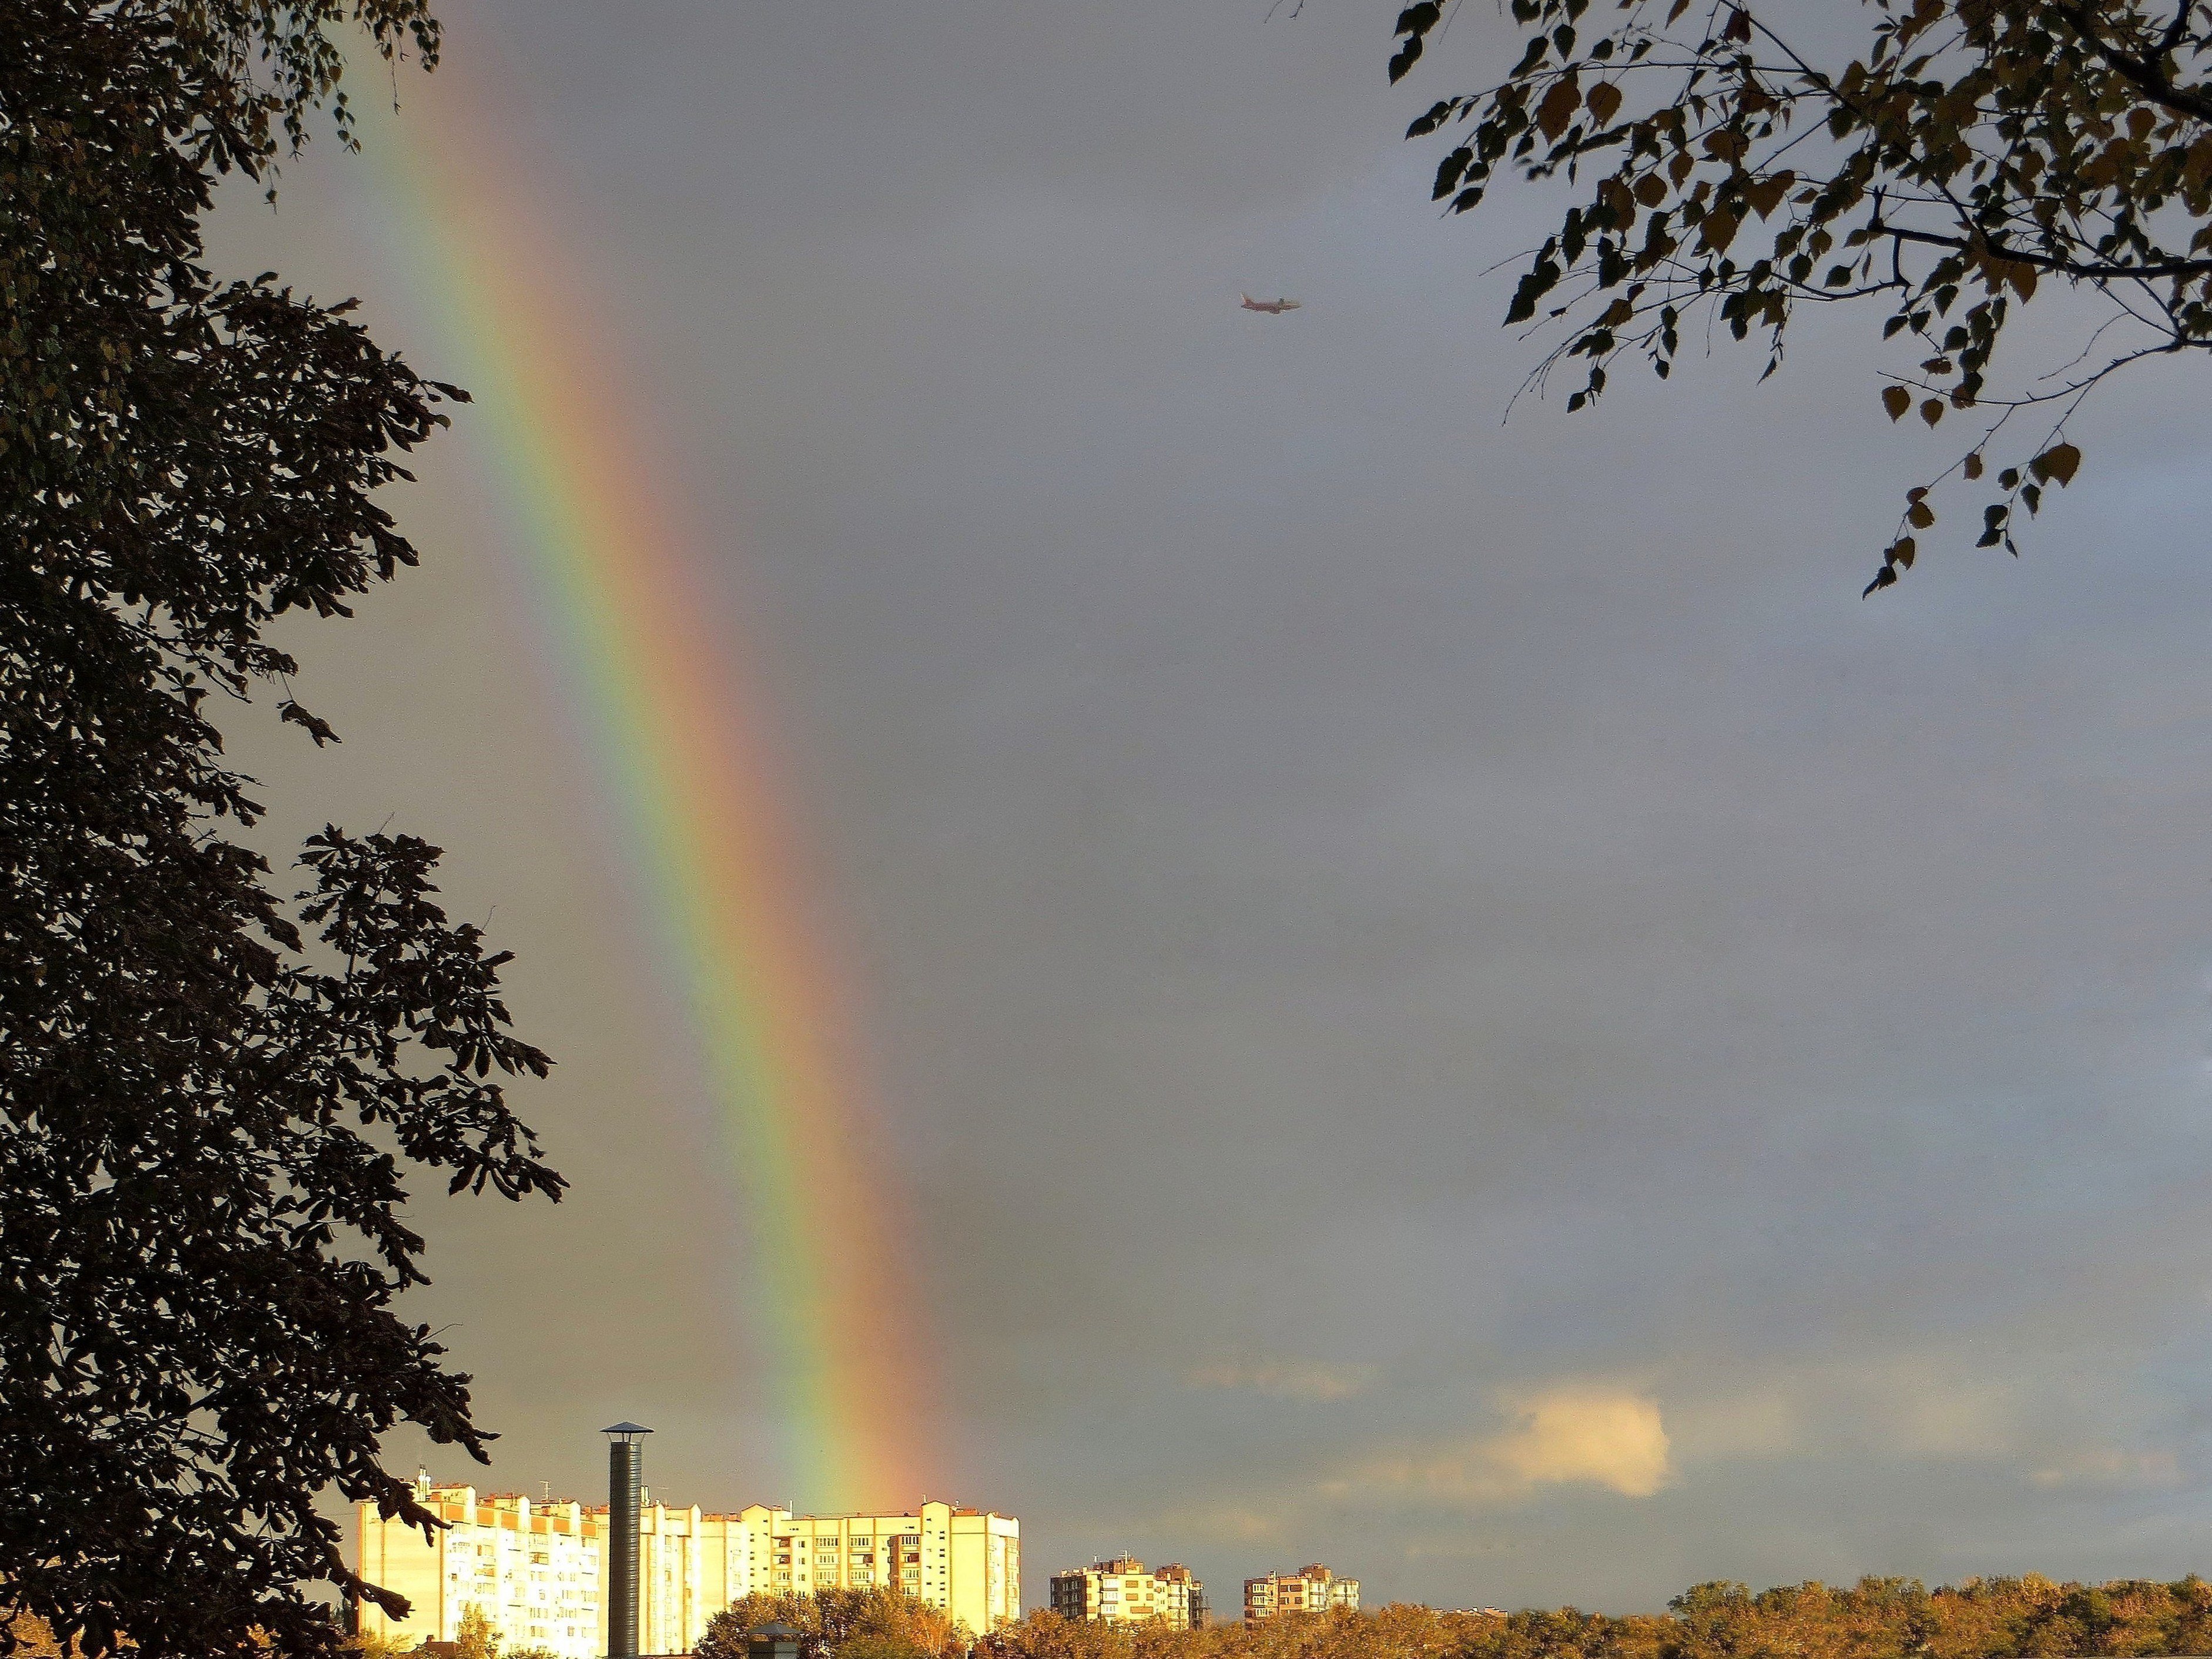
(1537, 76), (1583, 141)
(1744, 171), (1795, 219)
(2029, 442), (2082, 486)
(1882, 386), (1911, 421)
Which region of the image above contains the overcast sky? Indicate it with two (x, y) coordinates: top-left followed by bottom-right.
(206, 0), (2212, 1615)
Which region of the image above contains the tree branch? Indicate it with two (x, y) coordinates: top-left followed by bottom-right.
(2044, 0), (2212, 125)
(1875, 219), (2212, 280)
(2160, 0), (2196, 56)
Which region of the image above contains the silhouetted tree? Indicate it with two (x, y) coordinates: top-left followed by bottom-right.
(1, 5), (560, 1659)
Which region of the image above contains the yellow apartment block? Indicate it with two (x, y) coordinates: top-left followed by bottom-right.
(1157, 1566), (1207, 1629)
(1050, 1559), (1205, 1629)
(583, 1496), (745, 1657)
(1243, 1566), (1358, 1621)
(354, 1483), (602, 1659)
(740, 1502), (1021, 1637)
(358, 1485), (1020, 1657)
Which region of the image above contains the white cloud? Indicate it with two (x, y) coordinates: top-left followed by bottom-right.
(1488, 1386), (1675, 1496)
(1187, 1357), (1379, 1403)
(1341, 1383), (1674, 1504)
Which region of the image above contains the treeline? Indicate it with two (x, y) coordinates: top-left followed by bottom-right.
(702, 1576), (2212, 1659)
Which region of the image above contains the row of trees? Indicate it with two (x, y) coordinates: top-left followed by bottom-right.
(698, 1577), (2212, 1659)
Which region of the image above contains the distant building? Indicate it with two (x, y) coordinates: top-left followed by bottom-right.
(354, 1481), (601, 1659)
(1244, 1566), (1359, 1621)
(1051, 1559), (1206, 1629)
(357, 1481), (1019, 1659)
(736, 1502), (1020, 1636)
(1158, 1564), (1209, 1630)
(584, 1493), (748, 1655)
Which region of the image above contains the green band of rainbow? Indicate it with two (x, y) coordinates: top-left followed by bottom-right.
(351, 65), (933, 1509)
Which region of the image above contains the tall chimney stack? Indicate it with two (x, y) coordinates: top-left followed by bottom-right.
(602, 1423), (652, 1658)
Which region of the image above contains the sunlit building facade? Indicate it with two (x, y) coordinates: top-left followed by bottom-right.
(354, 1481), (602, 1659)
(1051, 1559), (1205, 1629)
(1244, 1566), (1358, 1621)
(740, 1502), (1021, 1635)
(357, 1483), (1020, 1657)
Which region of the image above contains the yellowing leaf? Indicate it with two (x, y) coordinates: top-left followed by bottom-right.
(1537, 77), (1583, 141)
(2029, 441), (2082, 486)
(1745, 171), (1795, 219)
(2186, 134), (2212, 194)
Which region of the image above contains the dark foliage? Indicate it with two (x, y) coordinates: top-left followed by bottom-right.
(1389, 0), (2212, 590)
(1, 5), (560, 1659)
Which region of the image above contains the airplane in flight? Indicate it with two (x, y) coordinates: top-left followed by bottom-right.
(1239, 293), (1302, 314)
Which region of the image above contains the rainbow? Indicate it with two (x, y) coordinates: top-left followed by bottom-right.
(347, 56), (933, 1509)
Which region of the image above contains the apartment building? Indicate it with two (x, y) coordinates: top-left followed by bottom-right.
(585, 1496), (748, 1656)
(1243, 1566), (1359, 1621)
(357, 1484), (1020, 1658)
(738, 1502), (1021, 1636)
(1158, 1566), (1208, 1630)
(354, 1481), (602, 1659)
(1049, 1559), (1205, 1630)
